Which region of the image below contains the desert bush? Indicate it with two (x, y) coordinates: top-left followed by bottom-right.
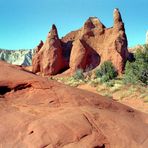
(95, 61), (118, 82)
(88, 78), (101, 87)
(124, 45), (148, 85)
(106, 80), (115, 87)
(73, 69), (84, 80)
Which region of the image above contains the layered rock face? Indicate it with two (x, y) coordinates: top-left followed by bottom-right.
(32, 8), (128, 75)
(0, 49), (33, 66)
(0, 61), (148, 147)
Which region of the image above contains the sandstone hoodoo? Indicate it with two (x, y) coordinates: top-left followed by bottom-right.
(32, 8), (129, 75)
(32, 25), (67, 75)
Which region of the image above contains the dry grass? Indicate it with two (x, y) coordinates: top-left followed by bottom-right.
(49, 74), (148, 103)
(48, 73), (148, 113)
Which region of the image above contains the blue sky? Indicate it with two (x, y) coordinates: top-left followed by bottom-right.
(0, 0), (148, 49)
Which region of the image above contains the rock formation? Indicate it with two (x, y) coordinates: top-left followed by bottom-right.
(69, 39), (100, 72)
(34, 40), (44, 54)
(32, 25), (67, 75)
(0, 61), (148, 147)
(32, 8), (128, 75)
(68, 8), (128, 73)
(0, 49), (33, 66)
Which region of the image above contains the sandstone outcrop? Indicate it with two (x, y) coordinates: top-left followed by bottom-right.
(0, 61), (148, 147)
(32, 25), (66, 75)
(32, 8), (129, 75)
(69, 39), (100, 72)
(67, 8), (128, 73)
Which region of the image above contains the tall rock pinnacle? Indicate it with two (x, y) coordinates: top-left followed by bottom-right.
(32, 24), (65, 75)
(113, 8), (124, 31)
(47, 24), (59, 39)
(114, 8), (122, 22)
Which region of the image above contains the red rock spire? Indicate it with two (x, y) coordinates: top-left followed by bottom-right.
(113, 8), (124, 31)
(47, 24), (59, 39)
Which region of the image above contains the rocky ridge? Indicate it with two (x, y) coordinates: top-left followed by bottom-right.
(0, 49), (33, 66)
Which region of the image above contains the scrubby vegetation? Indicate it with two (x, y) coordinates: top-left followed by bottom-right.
(49, 49), (148, 112)
(73, 69), (84, 80)
(52, 69), (86, 87)
(95, 61), (118, 82)
(124, 44), (148, 85)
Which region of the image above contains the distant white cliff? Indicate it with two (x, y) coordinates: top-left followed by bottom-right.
(0, 49), (33, 66)
(146, 31), (148, 44)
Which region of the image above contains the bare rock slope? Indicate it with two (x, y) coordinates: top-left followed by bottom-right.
(32, 8), (128, 75)
(0, 61), (148, 148)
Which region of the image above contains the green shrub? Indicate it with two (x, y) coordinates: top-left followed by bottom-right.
(95, 61), (118, 82)
(106, 80), (115, 87)
(73, 69), (84, 80)
(124, 45), (148, 85)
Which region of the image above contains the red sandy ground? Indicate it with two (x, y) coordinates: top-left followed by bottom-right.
(77, 84), (148, 113)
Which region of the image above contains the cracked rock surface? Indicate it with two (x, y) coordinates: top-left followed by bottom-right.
(0, 61), (148, 148)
